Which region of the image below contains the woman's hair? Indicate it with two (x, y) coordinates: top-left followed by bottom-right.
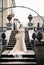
(19, 24), (23, 28)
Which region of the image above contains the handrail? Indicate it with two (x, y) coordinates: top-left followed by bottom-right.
(0, 27), (43, 32)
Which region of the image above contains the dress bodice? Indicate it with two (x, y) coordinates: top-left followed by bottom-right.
(18, 28), (25, 33)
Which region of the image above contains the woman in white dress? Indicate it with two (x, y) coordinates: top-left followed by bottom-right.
(9, 24), (27, 55)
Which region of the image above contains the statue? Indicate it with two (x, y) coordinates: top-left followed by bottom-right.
(28, 14), (33, 27)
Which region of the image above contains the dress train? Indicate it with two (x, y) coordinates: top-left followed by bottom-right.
(9, 28), (27, 55)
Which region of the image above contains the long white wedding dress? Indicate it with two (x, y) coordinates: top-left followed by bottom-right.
(9, 28), (27, 55)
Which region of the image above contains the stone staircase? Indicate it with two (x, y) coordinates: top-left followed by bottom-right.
(0, 30), (37, 65)
(7, 30), (32, 50)
(25, 29), (32, 50)
(7, 30), (16, 50)
(0, 50), (37, 65)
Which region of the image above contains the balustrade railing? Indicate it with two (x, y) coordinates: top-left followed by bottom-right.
(27, 27), (44, 31)
(0, 27), (7, 32)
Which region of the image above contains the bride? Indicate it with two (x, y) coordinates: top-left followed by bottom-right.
(9, 24), (27, 55)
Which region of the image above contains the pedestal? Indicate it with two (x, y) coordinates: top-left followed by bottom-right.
(28, 22), (33, 30)
(28, 22), (33, 26)
(2, 39), (7, 52)
(6, 23), (12, 30)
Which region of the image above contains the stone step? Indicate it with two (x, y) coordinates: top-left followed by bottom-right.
(8, 43), (31, 46)
(8, 43), (31, 45)
(1, 57), (35, 60)
(7, 44), (31, 47)
(9, 39), (29, 42)
(0, 57), (36, 62)
(28, 47), (32, 50)
(8, 43), (16, 45)
(0, 61), (37, 65)
(9, 40), (16, 42)
(26, 45), (32, 48)
(7, 47), (32, 50)
(9, 38), (15, 40)
(7, 45), (31, 47)
(9, 39), (16, 40)
(1, 54), (35, 58)
(2, 50), (35, 57)
(9, 41), (16, 43)
(7, 43), (32, 47)
(7, 45), (14, 47)
(25, 41), (30, 43)
(7, 48), (32, 50)
(2, 50), (35, 55)
(7, 46), (32, 50)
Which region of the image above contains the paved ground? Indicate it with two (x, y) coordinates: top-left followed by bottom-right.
(34, 46), (44, 65)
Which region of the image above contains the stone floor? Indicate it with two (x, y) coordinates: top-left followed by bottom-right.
(2, 50), (35, 55)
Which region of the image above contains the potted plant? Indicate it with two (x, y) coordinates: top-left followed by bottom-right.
(1, 33), (6, 45)
(37, 31), (43, 42)
(32, 33), (36, 40)
(32, 33), (36, 48)
(1, 33), (6, 40)
(36, 31), (43, 46)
